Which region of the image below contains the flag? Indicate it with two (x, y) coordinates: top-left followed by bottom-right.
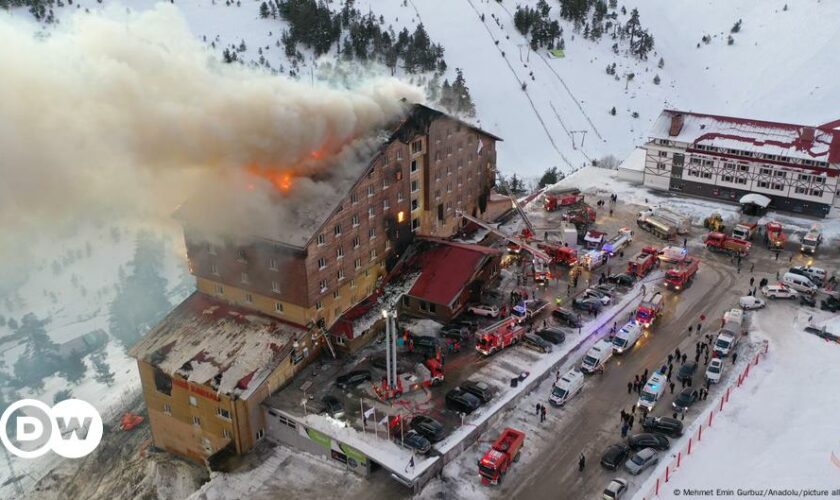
(363, 407), (376, 419)
(405, 455), (415, 472)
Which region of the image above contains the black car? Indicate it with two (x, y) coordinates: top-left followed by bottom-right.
(552, 308), (582, 327)
(410, 415), (446, 443)
(460, 380), (495, 403)
(536, 327), (566, 345)
(800, 294), (817, 307)
(677, 361), (698, 383)
(522, 334), (553, 353)
(445, 388), (482, 414)
(336, 370), (371, 389)
(821, 297), (840, 312)
(321, 395), (345, 418)
(441, 326), (470, 342)
(593, 284), (618, 296)
(608, 273), (637, 287)
(412, 335), (440, 355)
(600, 443), (631, 471)
(642, 416), (684, 437)
(672, 388), (698, 412)
(369, 355), (411, 372)
(573, 296), (603, 312)
(399, 430), (431, 455)
(627, 433), (670, 451)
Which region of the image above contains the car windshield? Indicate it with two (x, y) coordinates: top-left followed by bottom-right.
(637, 309), (652, 320)
(583, 355), (597, 366)
(552, 387), (568, 399)
(612, 337), (627, 348)
(640, 391), (655, 403)
(631, 454), (647, 465)
(715, 339), (730, 349)
(708, 364), (721, 373)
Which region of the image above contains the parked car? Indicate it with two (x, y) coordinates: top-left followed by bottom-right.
(460, 379), (495, 403)
(608, 273), (637, 287)
(677, 361), (698, 383)
(593, 284), (618, 296)
(821, 296), (840, 312)
(642, 416), (684, 437)
(411, 335), (440, 354)
(336, 370), (372, 390)
(321, 395), (345, 419)
(789, 266), (826, 287)
(552, 307), (582, 327)
(583, 288), (612, 305)
(600, 443), (631, 471)
(705, 358), (723, 384)
(671, 388), (698, 412)
(410, 415), (446, 442)
(602, 478), (628, 500)
(624, 448), (659, 475)
(800, 294), (817, 307)
(468, 304), (500, 318)
(573, 296), (603, 312)
(398, 430), (431, 455)
(522, 334), (553, 353)
(445, 388), (482, 414)
(536, 327), (566, 345)
(762, 284), (798, 299)
(739, 295), (765, 310)
(441, 326), (470, 342)
(627, 433), (670, 451)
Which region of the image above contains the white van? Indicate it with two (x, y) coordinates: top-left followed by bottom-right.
(549, 369), (584, 406)
(721, 308), (744, 337)
(713, 331), (738, 357)
(790, 266), (827, 286)
(580, 339), (614, 374)
(612, 322), (642, 354)
(782, 272), (818, 295)
(637, 372), (667, 411)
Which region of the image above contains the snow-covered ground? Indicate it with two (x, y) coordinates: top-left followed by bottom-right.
(635, 306), (840, 498)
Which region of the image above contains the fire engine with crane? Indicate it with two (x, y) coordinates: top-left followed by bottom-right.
(475, 316), (527, 356)
(478, 428), (526, 485)
(664, 258), (700, 291)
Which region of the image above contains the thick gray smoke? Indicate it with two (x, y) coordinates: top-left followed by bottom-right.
(0, 5), (424, 275)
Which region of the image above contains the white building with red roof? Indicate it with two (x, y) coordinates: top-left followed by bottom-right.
(642, 110), (840, 217)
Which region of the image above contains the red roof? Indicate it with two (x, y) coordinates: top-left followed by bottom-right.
(407, 241), (499, 307)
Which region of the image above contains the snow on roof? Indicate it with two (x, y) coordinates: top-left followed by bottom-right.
(617, 148), (646, 172)
(739, 193), (771, 208)
(129, 292), (305, 399)
(649, 110), (840, 164)
(407, 240), (500, 307)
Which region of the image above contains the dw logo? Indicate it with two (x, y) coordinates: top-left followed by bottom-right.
(0, 399), (103, 459)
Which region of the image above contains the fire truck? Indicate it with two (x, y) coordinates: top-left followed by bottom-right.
(512, 299), (549, 324)
(640, 207), (691, 234)
(478, 428), (526, 485)
(373, 358), (444, 400)
(664, 258), (700, 291)
(704, 232), (751, 256)
(636, 291), (664, 328)
(626, 247), (658, 277)
(537, 243), (578, 266)
(601, 227), (633, 256)
(731, 222), (759, 241)
(475, 317), (527, 356)
(561, 205), (597, 225)
(764, 222), (787, 250)
(544, 188), (584, 212)
(583, 230), (607, 249)
(801, 224), (823, 255)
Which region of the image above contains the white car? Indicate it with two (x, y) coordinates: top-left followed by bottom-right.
(584, 288), (612, 305)
(602, 478), (628, 499)
(739, 295), (766, 310)
(706, 358), (723, 384)
(467, 304), (500, 318)
(761, 284), (798, 300)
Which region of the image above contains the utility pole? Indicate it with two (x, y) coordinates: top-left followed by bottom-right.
(517, 44), (530, 63)
(570, 130), (587, 150)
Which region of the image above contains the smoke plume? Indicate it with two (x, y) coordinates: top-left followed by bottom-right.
(0, 4), (424, 275)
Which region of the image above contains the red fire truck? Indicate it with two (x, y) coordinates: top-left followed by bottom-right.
(475, 317), (527, 356)
(765, 222), (787, 250)
(544, 188), (584, 212)
(704, 232), (751, 256)
(373, 358), (444, 400)
(626, 247), (658, 278)
(636, 291), (664, 328)
(664, 258), (700, 291)
(561, 205), (596, 225)
(537, 243), (578, 266)
(478, 428), (526, 485)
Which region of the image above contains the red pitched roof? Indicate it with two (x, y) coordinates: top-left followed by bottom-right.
(407, 241), (499, 307)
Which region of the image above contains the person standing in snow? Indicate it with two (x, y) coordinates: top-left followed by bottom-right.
(578, 453), (586, 471)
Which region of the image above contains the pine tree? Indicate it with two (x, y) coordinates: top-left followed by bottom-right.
(91, 351), (115, 386)
(259, 2), (269, 18)
(727, 35), (734, 45)
(658, 57), (665, 69)
(610, 106), (617, 115)
(538, 167), (560, 188)
(653, 74), (661, 85)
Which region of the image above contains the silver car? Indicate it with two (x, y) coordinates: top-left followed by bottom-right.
(603, 478), (628, 499)
(624, 447), (659, 475)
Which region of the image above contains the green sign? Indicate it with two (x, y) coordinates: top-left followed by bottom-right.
(549, 48), (565, 58)
(306, 428), (331, 449)
(339, 443), (367, 466)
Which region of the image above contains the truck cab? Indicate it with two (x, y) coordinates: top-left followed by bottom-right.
(635, 291), (663, 328)
(478, 428), (525, 485)
(549, 369), (585, 406)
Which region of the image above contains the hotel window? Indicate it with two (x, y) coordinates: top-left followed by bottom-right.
(736, 177), (747, 185)
(269, 257), (278, 270)
(215, 284), (224, 295)
(701, 171), (712, 179)
(798, 174), (810, 181)
(397, 191), (405, 202)
(163, 404), (171, 415)
(435, 152), (441, 163)
(759, 167), (772, 175)
(351, 192), (358, 204)
(367, 185), (375, 197)
(315, 300), (323, 310)
(757, 181), (769, 188)
(275, 302), (284, 313)
(317, 258), (326, 269)
(350, 279), (356, 288)
(412, 218), (420, 232)
(656, 163), (666, 171)
(210, 263), (219, 275)
(337, 246), (344, 259)
(319, 280), (328, 293)
(772, 183), (783, 191)
(352, 214), (359, 227)
(397, 211), (406, 223)
(382, 177), (391, 189)
(457, 159), (463, 170)
(354, 258), (362, 269)
(370, 249), (377, 260)
(411, 180), (419, 192)
(193, 416), (201, 427)
(337, 269), (345, 281)
(702, 160), (714, 167)
(245, 293), (253, 303)
(383, 199), (390, 210)
(217, 408), (231, 420)
(353, 236), (360, 249)
(240, 272), (249, 284)
(411, 199), (419, 211)
(189, 396), (198, 407)
(317, 234), (325, 246)
(811, 189), (823, 196)
(775, 171), (786, 178)
(334, 224), (342, 236)
(257, 429), (266, 440)
(739, 165), (749, 172)
(795, 187), (807, 194)
(397, 150), (403, 161)
(690, 157), (701, 165)
(333, 290), (340, 299)
(446, 165), (452, 176)
(722, 175), (734, 183)
(223, 429), (231, 439)
(207, 244), (217, 256)
(410, 160), (418, 173)
(659, 151), (669, 158)
(368, 207), (375, 218)
(411, 140), (423, 154)
(272, 281), (281, 292)
(237, 249), (247, 262)
(814, 177), (825, 184)
(368, 228), (376, 239)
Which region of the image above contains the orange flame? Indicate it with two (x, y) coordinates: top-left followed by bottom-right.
(246, 164), (293, 193)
